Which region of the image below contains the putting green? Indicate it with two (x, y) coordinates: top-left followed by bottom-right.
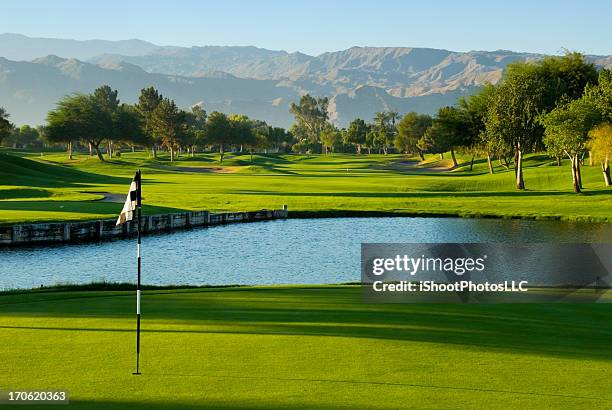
(1, 286), (611, 408)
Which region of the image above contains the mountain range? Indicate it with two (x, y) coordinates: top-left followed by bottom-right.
(1, 33), (611, 127)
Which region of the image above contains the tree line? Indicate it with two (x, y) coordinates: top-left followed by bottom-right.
(0, 52), (610, 192)
(287, 52), (612, 193)
(0, 86), (293, 163)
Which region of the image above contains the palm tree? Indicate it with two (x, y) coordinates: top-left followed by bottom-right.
(373, 111), (390, 129)
(388, 111), (400, 128)
(373, 111), (391, 154)
(388, 111), (401, 142)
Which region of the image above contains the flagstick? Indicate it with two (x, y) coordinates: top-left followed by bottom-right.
(134, 170), (142, 375)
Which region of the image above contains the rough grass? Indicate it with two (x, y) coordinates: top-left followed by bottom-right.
(1, 149), (611, 224)
(1, 285), (612, 409)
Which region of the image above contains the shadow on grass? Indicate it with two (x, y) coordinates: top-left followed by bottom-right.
(232, 189), (612, 198)
(0, 188), (53, 200)
(1, 287), (612, 362)
(0, 201), (186, 220)
(0, 153), (131, 188)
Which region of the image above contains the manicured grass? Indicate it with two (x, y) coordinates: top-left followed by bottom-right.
(1, 286), (611, 409)
(1, 149), (611, 224)
(2, 151), (609, 408)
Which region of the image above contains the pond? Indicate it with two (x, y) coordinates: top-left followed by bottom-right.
(1, 217), (611, 290)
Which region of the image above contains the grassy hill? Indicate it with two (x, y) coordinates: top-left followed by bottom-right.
(0, 149), (611, 224)
(1, 285), (611, 409)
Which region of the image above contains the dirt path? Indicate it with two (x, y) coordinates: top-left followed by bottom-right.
(89, 192), (125, 203)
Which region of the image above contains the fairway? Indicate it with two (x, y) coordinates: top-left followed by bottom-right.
(1, 150), (612, 225)
(1, 286), (612, 409)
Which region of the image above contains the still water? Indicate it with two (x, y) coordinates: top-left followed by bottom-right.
(1, 217), (611, 290)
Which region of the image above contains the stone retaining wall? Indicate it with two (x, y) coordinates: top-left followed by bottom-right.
(0, 206), (288, 246)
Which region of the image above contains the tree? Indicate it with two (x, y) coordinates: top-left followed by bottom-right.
(151, 98), (185, 162)
(373, 111), (390, 128)
(10, 125), (41, 149)
(433, 106), (474, 168)
(364, 130), (377, 154)
(46, 93), (110, 160)
(0, 107), (13, 146)
(266, 126), (291, 152)
(289, 94), (329, 147)
(372, 111), (394, 155)
(459, 84), (496, 172)
(540, 98), (601, 193)
(115, 104), (146, 153)
(229, 114), (257, 160)
(417, 123), (448, 159)
(320, 125), (341, 154)
(44, 114), (74, 159)
(205, 111), (233, 163)
(394, 128), (415, 154)
(345, 118), (368, 153)
(136, 86), (163, 157)
(388, 111), (401, 128)
(373, 128), (391, 154)
(539, 52), (598, 101)
(184, 105), (207, 155)
(584, 69), (612, 122)
(396, 112), (432, 159)
(249, 120), (270, 157)
(588, 123), (612, 186)
(388, 111), (400, 151)
(93, 85), (120, 158)
(485, 63), (552, 189)
(190, 105), (207, 128)
(373, 111), (397, 155)
(484, 53), (598, 188)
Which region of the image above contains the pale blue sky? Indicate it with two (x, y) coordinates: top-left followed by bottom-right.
(1, 0), (610, 56)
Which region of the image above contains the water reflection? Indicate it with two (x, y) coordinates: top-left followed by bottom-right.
(0, 217), (610, 289)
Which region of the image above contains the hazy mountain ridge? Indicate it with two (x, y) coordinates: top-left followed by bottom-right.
(1, 34), (611, 127)
(96, 46), (545, 97)
(0, 33), (160, 61)
(0, 55), (298, 126)
(1, 54), (463, 127)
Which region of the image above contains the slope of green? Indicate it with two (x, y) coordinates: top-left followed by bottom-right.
(1, 149), (611, 224)
(0, 286), (611, 409)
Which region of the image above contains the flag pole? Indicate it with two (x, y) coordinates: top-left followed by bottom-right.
(133, 169), (142, 375)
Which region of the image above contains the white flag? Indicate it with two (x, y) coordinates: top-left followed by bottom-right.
(116, 172), (140, 225)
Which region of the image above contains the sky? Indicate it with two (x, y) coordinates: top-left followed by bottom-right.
(1, 0), (611, 56)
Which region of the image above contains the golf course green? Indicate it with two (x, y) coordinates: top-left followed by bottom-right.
(1, 285), (611, 409)
(2, 149), (612, 409)
(1, 149), (611, 225)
